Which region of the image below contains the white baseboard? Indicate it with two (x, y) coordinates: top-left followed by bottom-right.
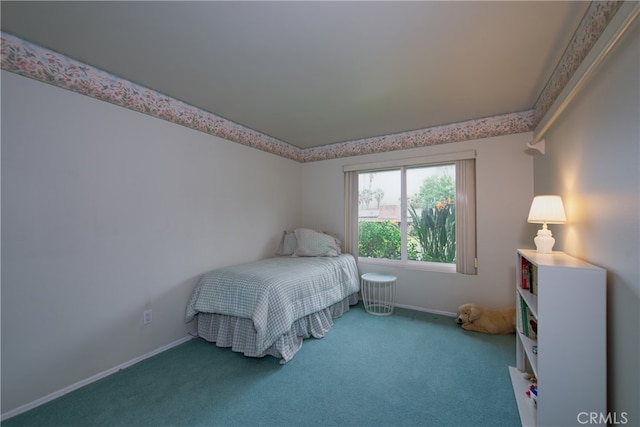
(394, 302), (457, 318)
(3, 308), (455, 420)
(1, 335), (194, 421)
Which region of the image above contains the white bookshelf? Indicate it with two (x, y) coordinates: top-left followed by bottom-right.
(510, 249), (606, 427)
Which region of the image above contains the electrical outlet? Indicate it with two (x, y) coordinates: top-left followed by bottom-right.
(143, 309), (152, 325)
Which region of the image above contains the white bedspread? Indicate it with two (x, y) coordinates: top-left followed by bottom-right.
(185, 254), (359, 354)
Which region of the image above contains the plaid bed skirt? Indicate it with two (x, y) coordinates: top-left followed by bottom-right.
(196, 292), (359, 363)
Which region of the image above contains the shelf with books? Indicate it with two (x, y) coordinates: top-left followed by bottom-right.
(519, 255), (539, 295)
(517, 287), (538, 319)
(516, 287), (538, 379)
(510, 249), (606, 427)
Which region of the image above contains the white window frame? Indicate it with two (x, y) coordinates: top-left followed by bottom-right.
(344, 150), (477, 275)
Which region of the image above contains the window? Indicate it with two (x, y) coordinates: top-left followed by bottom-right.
(344, 151), (477, 274)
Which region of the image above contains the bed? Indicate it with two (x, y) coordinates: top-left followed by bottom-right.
(185, 229), (360, 363)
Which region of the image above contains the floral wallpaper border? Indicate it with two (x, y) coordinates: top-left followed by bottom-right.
(0, 1), (620, 163)
(302, 110), (534, 162)
(0, 31), (306, 162)
(532, 0), (623, 125)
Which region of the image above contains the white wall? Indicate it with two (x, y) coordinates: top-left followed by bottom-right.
(301, 133), (534, 314)
(532, 23), (639, 425)
(1, 71), (301, 414)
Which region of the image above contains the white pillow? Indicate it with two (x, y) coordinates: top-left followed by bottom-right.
(275, 230), (297, 256)
(293, 228), (341, 257)
(323, 231), (343, 253)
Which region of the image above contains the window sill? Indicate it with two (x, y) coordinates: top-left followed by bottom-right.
(357, 257), (457, 274)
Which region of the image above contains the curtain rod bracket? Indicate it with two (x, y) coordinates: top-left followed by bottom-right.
(526, 138), (545, 155)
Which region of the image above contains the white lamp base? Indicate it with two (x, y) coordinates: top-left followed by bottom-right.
(534, 225), (555, 253)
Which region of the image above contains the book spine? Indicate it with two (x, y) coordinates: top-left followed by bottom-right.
(520, 298), (529, 337)
(521, 257), (530, 289)
(516, 292), (524, 334)
(527, 310), (538, 339)
(530, 264), (538, 295)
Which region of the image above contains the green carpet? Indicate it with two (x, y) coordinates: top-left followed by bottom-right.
(3, 303), (520, 426)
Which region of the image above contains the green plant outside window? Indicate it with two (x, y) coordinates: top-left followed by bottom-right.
(357, 165), (456, 264)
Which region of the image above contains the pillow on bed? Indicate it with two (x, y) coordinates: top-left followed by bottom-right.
(293, 228), (341, 257)
(323, 231), (343, 251)
(275, 230), (297, 256)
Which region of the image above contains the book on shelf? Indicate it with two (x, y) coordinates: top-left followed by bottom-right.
(530, 264), (538, 295)
(516, 291), (524, 333)
(520, 257), (530, 289)
(519, 255), (539, 295)
(517, 295), (538, 339)
(527, 311), (538, 339)
(517, 296), (529, 336)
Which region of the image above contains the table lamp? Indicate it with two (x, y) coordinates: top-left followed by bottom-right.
(527, 195), (566, 253)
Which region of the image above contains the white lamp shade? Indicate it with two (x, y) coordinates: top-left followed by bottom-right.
(527, 195), (567, 224)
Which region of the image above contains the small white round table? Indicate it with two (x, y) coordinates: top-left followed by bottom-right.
(360, 273), (397, 316)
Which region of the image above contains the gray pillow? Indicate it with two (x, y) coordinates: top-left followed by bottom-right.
(275, 230), (297, 256)
(293, 228), (341, 257)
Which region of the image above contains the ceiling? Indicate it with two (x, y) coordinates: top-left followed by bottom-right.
(1, 1), (591, 149)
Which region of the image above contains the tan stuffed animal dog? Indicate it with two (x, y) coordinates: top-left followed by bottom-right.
(456, 303), (516, 334)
